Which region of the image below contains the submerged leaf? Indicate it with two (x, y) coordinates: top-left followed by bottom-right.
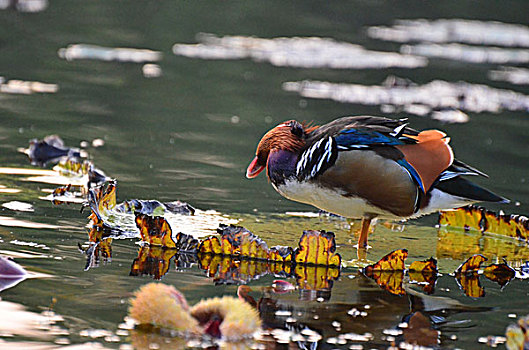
(483, 263), (515, 287)
(456, 254), (487, 274)
(293, 230), (341, 266)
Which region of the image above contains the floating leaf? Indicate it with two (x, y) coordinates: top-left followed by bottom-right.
(198, 236), (222, 255)
(135, 214), (177, 248)
(54, 158), (89, 177)
(439, 205), (529, 242)
(456, 272), (484, 298)
(293, 230), (341, 266)
(439, 206), (482, 231)
(408, 258), (438, 294)
(409, 258), (438, 273)
(364, 249), (408, 273)
(268, 246), (293, 263)
(456, 254), (487, 274)
(483, 263), (515, 287)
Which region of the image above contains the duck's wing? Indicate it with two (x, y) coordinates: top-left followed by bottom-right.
(297, 116), (423, 187)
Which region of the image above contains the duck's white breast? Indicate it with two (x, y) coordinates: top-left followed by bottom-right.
(274, 179), (399, 219)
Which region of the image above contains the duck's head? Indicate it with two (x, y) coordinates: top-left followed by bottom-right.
(246, 120), (314, 179)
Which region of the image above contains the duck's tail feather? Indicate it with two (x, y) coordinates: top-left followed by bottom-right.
(434, 176), (509, 203)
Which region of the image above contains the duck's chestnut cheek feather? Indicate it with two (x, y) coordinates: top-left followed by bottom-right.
(246, 156), (265, 178)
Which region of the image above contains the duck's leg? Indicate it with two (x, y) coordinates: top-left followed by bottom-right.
(357, 217), (372, 249)
(356, 217), (372, 261)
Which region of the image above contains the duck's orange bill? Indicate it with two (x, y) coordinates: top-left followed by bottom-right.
(246, 157), (265, 178)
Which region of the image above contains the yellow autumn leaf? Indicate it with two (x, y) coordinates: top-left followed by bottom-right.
(456, 254), (487, 274)
(293, 230), (341, 266)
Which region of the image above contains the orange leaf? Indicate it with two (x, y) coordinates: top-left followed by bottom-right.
(364, 249), (408, 273)
(408, 258), (438, 294)
(456, 254), (487, 274)
(409, 258), (437, 273)
(134, 214), (177, 248)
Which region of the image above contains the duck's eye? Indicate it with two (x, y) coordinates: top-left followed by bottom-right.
(290, 121), (304, 138)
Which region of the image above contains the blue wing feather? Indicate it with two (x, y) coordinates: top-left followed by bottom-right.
(335, 129), (407, 149)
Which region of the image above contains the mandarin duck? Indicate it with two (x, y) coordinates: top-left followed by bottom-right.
(246, 116), (507, 250)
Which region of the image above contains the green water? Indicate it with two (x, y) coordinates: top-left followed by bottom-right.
(1, 1), (529, 349)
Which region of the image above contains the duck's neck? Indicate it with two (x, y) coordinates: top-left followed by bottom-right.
(267, 149), (299, 185)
